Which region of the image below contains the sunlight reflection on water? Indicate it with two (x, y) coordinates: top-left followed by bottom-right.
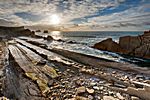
(50, 31), (62, 40)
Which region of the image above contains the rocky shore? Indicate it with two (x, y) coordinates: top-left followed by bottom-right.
(93, 30), (150, 59)
(0, 27), (150, 100)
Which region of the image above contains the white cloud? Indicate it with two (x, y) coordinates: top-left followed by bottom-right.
(0, 0), (149, 30)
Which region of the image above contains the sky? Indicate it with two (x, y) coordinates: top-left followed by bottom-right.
(0, 0), (150, 31)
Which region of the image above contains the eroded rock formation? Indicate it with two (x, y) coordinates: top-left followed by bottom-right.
(0, 26), (35, 39)
(93, 30), (150, 59)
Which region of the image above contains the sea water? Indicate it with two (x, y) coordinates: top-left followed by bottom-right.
(39, 31), (150, 67)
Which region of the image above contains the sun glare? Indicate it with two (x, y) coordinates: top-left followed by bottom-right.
(50, 14), (60, 25)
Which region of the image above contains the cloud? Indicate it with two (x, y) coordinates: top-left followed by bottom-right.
(0, 0), (149, 30)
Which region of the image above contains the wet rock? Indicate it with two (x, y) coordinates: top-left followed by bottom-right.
(76, 86), (86, 94)
(43, 30), (48, 33)
(44, 36), (53, 40)
(103, 96), (118, 100)
(86, 88), (94, 94)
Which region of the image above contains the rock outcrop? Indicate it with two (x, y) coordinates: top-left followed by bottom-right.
(93, 30), (150, 59)
(0, 26), (35, 39)
(92, 38), (127, 53)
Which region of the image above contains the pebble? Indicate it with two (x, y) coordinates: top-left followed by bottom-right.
(88, 95), (94, 100)
(99, 86), (104, 90)
(112, 71), (116, 74)
(0, 97), (9, 100)
(0, 70), (3, 76)
(103, 96), (118, 100)
(48, 80), (54, 86)
(76, 86), (86, 94)
(86, 88), (94, 94)
(90, 82), (96, 86)
(131, 96), (140, 100)
(93, 86), (99, 90)
(136, 75), (144, 79)
(99, 81), (105, 84)
(114, 83), (126, 88)
(108, 91), (114, 96)
(29, 88), (38, 96)
(116, 93), (124, 100)
(74, 96), (89, 100)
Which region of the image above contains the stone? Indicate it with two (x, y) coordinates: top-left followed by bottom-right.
(131, 96), (140, 100)
(45, 36), (53, 40)
(90, 82), (96, 86)
(74, 96), (89, 100)
(48, 80), (54, 86)
(99, 86), (104, 90)
(88, 95), (94, 100)
(0, 70), (3, 76)
(86, 88), (94, 94)
(103, 96), (118, 100)
(76, 86), (86, 94)
(29, 88), (38, 96)
(0, 97), (9, 100)
(135, 75), (144, 79)
(93, 86), (99, 90)
(109, 91), (114, 96)
(116, 93), (124, 100)
(36, 30), (41, 32)
(43, 30), (48, 33)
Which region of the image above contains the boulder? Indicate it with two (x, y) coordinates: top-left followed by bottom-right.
(43, 30), (48, 33)
(19, 29), (35, 37)
(36, 30), (41, 32)
(43, 36), (53, 41)
(93, 38), (126, 53)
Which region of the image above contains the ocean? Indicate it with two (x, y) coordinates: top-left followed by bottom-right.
(37, 31), (150, 67)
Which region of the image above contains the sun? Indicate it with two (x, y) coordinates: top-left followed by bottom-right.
(50, 14), (60, 25)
